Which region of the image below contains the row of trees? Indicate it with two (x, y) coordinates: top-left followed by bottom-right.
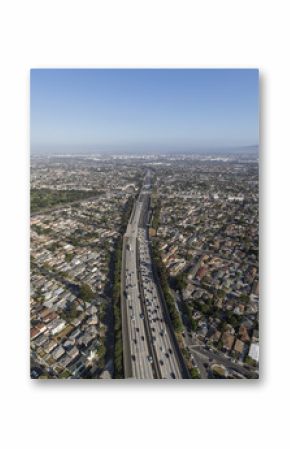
(151, 241), (183, 333)
(172, 272), (187, 291)
(150, 194), (202, 379)
(111, 237), (123, 378)
(183, 302), (197, 332)
(111, 196), (135, 378)
(120, 196), (135, 232)
(151, 197), (161, 231)
(171, 272), (197, 332)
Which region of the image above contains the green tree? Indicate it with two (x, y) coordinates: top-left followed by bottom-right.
(65, 253), (74, 263)
(79, 283), (94, 302)
(190, 367), (201, 379)
(175, 272), (187, 291)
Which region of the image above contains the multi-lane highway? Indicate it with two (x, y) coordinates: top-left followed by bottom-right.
(121, 170), (186, 379)
(138, 228), (183, 378)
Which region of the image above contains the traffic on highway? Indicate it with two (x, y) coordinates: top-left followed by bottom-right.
(121, 171), (184, 379)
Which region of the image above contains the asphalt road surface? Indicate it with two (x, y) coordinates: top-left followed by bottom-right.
(189, 344), (258, 378)
(121, 171), (184, 379)
(138, 228), (182, 378)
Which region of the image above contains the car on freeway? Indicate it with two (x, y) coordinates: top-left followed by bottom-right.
(147, 356), (153, 364)
(170, 372), (176, 379)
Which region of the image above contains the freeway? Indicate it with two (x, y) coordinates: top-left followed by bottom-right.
(121, 170), (186, 379)
(122, 198), (154, 379)
(138, 228), (183, 378)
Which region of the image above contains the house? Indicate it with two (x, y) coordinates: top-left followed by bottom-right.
(211, 330), (221, 343)
(52, 345), (65, 360)
(239, 324), (251, 343)
(48, 319), (66, 335)
(43, 339), (58, 354)
(58, 354), (73, 368)
(248, 343), (259, 363)
(42, 311), (58, 323)
(31, 323), (47, 340)
(67, 347), (79, 361)
(221, 332), (235, 351)
(233, 338), (245, 356)
(233, 303), (245, 315)
(252, 329), (259, 342)
(87, 315), (98, 325)
(196, 266), (207, 281)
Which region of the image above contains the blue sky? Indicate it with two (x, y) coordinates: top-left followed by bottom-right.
(30, 69), (259, 153)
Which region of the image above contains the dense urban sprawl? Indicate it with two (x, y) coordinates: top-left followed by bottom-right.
(31, 153), (259, 379)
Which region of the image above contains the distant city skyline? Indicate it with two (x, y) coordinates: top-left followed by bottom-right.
(30, 69), (259, 154)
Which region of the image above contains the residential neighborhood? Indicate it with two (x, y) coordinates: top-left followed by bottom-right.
(31, 153), (259, 379)
(31, 155), (141, 378)
(149, 154), (259, 378)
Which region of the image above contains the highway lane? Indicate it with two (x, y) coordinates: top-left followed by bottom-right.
(121, 169), (186, 379)
(121, 169), (255, 380)
(123, 200), (154, 379)
(138, 228), (182, 378)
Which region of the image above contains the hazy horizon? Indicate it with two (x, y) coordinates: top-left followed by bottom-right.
(31, 144), (259, 156)
(31, 69), (259, 154)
